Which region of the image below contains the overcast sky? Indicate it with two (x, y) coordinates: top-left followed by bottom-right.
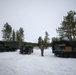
(0, 0), (76, 43)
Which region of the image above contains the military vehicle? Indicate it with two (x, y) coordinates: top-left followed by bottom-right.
(19, 46), (33, 54)
(52, 40), (76, 58)
(0, 41), (19, 52)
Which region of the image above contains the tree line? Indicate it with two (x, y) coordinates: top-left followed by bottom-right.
(38, 31), (50, 48)
(2, 22), (24, 42)
(1, 22), (50, 47)
(1, 10), (76, 47)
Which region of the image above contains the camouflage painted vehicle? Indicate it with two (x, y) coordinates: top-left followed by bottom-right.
(0, 41), (19, 52)
(52, 40), (76, 58)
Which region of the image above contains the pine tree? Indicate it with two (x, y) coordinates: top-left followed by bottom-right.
(16, 27), (24, 47)
(44, 31), (50, 48)
(2, 22), (12, 41)
(12, 29), (16, 41)
(57, 10), (76, 41)
(38, 36), (43, 48)
(19, 27), (24, 42)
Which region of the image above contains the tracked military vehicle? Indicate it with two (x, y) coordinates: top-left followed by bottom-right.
(52, 40), (76, 58)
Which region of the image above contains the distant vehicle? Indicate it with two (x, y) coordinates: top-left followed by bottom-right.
(52, 40), (76, 58)
(0, 41), (18, 52)
(19, 46), (33, 54)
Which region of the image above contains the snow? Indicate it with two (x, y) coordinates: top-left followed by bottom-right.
(0, 47), (76, 75)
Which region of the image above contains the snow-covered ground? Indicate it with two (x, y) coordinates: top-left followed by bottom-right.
(0, 47), (76, 75)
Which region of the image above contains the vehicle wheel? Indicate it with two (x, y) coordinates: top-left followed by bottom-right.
(59, 53), (64, 57)
(73, 54), (76, 58)
(54, 53), (59, 57)
(64, 54), (68, 58)
(69, 54), (73, 58)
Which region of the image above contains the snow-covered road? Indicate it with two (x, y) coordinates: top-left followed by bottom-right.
(0, 48), (76, 75)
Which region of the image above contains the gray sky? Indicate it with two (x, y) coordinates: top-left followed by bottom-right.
(0, 0), (76, 43)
